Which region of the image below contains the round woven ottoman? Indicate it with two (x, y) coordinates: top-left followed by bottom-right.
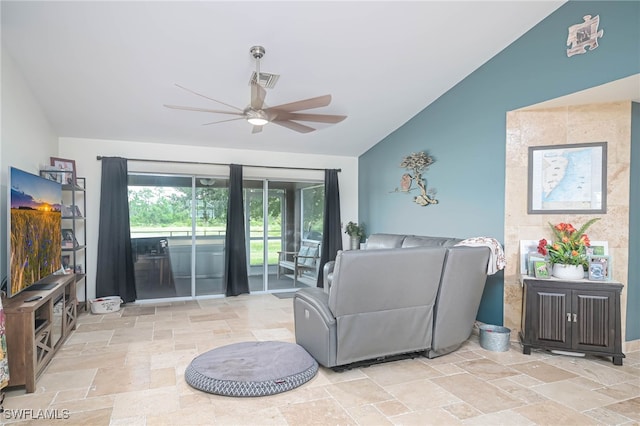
(184, 341), (318, 397)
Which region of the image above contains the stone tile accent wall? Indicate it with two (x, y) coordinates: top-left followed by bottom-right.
(504, 102), (632, 349)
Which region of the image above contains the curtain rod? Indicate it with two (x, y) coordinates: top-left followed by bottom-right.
(96, 156), (340, 172)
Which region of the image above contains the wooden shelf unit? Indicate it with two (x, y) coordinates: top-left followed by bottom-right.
(2, 274), (77, 393)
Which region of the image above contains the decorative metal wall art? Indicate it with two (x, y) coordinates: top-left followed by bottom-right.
(567, 15), (603, 57)
(392, 151), (438, 206)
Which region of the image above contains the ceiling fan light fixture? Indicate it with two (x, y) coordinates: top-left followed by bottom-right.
(246, 109), (269, 126)
(247, 117), (268, 126)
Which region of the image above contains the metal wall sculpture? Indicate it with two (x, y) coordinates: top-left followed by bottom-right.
(392, 151), (438, 206)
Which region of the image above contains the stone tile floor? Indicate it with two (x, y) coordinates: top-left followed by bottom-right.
(3, 294), (639, 425)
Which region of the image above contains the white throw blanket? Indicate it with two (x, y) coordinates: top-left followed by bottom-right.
(455, 237), (506, 275)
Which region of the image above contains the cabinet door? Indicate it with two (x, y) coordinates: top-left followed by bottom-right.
(572, 290), (616, 352)
(531, 287), (572, 349)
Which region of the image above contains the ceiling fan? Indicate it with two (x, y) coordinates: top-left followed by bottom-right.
(164, 46), (347, 134)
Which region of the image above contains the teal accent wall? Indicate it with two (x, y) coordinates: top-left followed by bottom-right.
(629, 102), (640, 341)
(359, 1), (640, 326)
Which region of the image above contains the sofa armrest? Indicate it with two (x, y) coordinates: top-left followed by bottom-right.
(294, 287), (338, 367)
(294, 288), (335, 326)
(323, 261), (336, 292)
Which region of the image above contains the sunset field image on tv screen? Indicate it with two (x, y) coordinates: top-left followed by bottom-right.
(8, 167), (62, 297)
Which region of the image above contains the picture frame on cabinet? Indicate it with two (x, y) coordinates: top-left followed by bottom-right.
(587, 241), (608, 256)
(588, 255), (611, 281)
(528, 254), (546, 277)
(519, 240), (541, 275)
(533, 260), (551, 279)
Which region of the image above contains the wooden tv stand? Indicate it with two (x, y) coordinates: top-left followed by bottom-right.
(3, 274), (77, 392)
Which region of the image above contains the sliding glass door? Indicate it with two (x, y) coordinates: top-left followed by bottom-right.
(244, 181), (289, 292)
(254, 181), (324, 292)
(128, 173), (322, 300)
(193, 177), (228, 296)
(128, 174), (193, 299)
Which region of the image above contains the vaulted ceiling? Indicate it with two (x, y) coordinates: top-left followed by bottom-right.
(2, 1), (566, 156)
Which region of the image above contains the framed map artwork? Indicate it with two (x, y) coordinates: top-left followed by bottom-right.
(527, 142), (607, 214)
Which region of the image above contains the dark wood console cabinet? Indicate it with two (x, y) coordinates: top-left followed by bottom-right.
(520, 277), (624, 365)
(3, 274), (77, 392)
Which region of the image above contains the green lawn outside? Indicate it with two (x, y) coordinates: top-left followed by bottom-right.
(250, 239), (282, 265)
(131, 226), (283, 265)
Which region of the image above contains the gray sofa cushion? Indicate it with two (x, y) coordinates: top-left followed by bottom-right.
(402, 236), (462, 248)
(364, 233), (407, 249)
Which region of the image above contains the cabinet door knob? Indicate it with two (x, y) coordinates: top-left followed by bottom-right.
(573, 313), (578, 323)
(567, 313), (572, 322)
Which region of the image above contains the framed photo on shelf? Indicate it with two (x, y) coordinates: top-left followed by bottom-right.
(62, 228), (79, 248)
(527, 142), (607, 214)
(50, 157), (76, 185)
(528, 254), (546, 277)
(588, 255), (611, 281)
(587, 240), (608, 256)
(519, 240), (541, 275)
(41, 168), (60, 183)
(61, 205), (74, 217)
(62, 255), (71, 270)
(533, 260), (551, 279)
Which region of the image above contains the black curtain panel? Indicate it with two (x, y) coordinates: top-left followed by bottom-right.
(317, 169), (343, 288)
(224, 164), (250, 296)
(96, 157), (137, 302)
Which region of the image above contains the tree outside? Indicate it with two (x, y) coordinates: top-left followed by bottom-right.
(128, 183), (324, 265)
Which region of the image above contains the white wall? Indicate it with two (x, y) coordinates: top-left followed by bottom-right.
(1, 48), (58, 281)
(59, 137), (359, 300)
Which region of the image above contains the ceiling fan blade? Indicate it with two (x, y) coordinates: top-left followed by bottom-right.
(251, 83), (266, 110)
(267, 94), (332, 113)
(271, 120), (316, 134)
(175, 84), (244, 112)
(272, 112), (347, 124)
(164, 104), (244, 116)
(252, 125), (263, 134)
(202, 117), (246, 126)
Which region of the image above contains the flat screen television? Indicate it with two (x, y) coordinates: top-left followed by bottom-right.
(7, 167), (62, 297)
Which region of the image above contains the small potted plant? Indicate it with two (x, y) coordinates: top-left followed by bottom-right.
(345, 221), (365, 250)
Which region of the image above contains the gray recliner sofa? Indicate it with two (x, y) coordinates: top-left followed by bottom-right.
(293, 233), (491, 368)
